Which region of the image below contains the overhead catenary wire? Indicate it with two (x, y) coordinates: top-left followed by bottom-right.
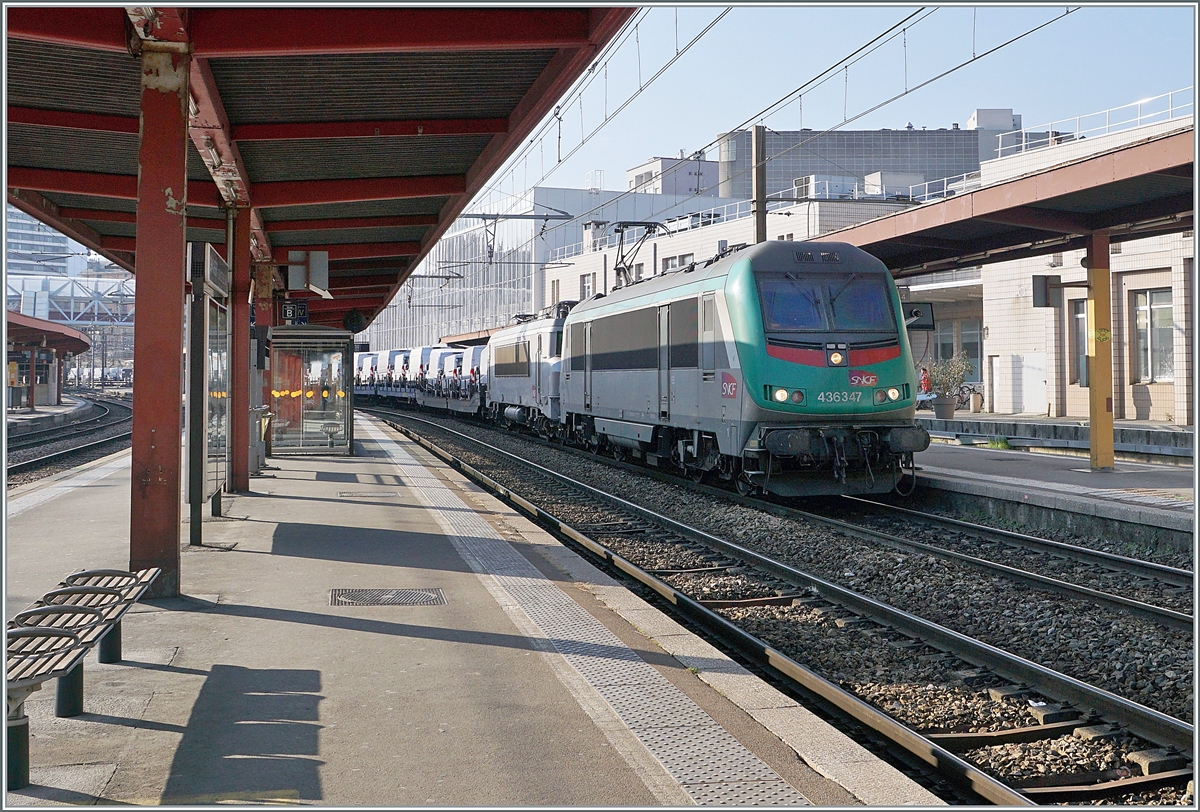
(403, 7), (1078, 319)
(403, 7), (939, 313)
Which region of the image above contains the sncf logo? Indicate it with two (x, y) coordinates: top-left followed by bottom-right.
(848, 370), (878, 387)
(721, 372), (739, 399)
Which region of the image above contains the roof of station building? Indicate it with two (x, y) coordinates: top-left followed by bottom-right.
(6, 7), (635, 329)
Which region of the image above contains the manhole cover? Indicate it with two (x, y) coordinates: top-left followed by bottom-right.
(330, 588), (446, 606)
(338, 492), (401, 498)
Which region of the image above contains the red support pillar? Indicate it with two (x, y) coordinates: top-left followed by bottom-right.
(129, 45), (190, 598)
(254, 263), (275, 408)
(229, 208), (252, 491)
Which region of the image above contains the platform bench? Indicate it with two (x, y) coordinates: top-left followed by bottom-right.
(6, 567), (160, 790)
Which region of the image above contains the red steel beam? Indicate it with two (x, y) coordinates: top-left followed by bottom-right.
(101, 235), (137, 252)
(271, 242), (421, 262)
(188, 57), (252, 207)
(232, 118), (508, 141)
(57, 207), (138, 223)
(264, 214), (439, 233)
(189, 8), (593, 56)
(6, 7), (129, 52)
(6, 188), (135, 273)
(8, 166), (223, 208)
(8, 106), (140, 134)
(254, 175), (466, 208)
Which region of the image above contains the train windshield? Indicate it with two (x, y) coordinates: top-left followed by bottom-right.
(756, 272), (896, 333)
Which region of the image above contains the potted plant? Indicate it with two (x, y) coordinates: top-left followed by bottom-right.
(928, 351), (973, 419)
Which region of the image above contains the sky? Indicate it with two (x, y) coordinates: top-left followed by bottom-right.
(475, 4), (1197, 204)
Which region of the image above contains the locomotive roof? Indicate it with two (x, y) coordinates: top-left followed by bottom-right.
(568, 239), (881, 318)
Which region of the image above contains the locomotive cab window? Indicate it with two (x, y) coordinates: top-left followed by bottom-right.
(494, 341), (530, 377)
(756, 272), (896, 333)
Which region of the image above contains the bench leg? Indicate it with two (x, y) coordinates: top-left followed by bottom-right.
(8, 711), (31, 790)
(99, 621), (122, 664)
(55, 661), (84, 718)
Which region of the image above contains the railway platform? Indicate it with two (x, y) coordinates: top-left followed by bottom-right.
(5, 413), (942, 807)
(901, 431), (1193, 550)
(5, 396), (93, 436)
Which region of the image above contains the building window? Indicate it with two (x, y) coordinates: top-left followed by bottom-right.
(550, 279), (560, 304)
(1110, 242), (1122, 254)
(633, 262), (644, 281)
(1048, 252), (1063, 268)
(678, 253), (694, 267)
(1133, 289), (1173, 382)
(1070, 299), (1088, 386)
(960, 320), (981, 383)
(934, 320), (955, 363)
(662, 256), (679, 274)
(579, 273), (593, 299)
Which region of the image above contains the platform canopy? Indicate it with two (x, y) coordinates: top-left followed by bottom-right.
(6, 310), (91, 356)
(820, 128), (1193, 278)
(6, 7), (635, 328)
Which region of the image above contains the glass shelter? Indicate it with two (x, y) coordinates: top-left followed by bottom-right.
(268, 325), (354, 455)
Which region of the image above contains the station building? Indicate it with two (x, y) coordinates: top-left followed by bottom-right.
(362, 185), (741, 350)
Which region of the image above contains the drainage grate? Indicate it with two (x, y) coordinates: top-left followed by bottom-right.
(330, 588), (445, 606)
(338, 492), (401, 498)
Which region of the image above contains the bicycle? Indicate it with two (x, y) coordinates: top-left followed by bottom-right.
(954, 383), (981, 411)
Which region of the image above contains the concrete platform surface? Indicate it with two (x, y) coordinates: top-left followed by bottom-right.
(4, 413), (942, 807)
(913, 443), (1193, 533)
(5, 396), (93, 432)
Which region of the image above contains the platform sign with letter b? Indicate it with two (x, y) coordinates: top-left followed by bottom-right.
(281, 300), (309, 325)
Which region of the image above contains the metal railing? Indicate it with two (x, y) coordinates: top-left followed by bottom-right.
(995, 86), (1193, 159)
(907, 171), (983, 203)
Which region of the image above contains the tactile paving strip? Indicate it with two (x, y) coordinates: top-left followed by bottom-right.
(361, 418), (809, 806)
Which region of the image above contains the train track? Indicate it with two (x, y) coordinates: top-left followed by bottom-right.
(360, 408), (1193, 805)
(7, 397), (133, 479)
(822, 497), (1193, 614)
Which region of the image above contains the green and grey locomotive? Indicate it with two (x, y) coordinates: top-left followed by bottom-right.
(558, 240), (929, 496)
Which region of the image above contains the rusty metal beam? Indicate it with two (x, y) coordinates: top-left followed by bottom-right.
(8, 106), (140, 134)
(6, 188), (136, 273)
(187, 58), (251, 207)
(264, 214), (439, 233)
(101, 235), (138, 252)
(8, 166), (223, 207)
(254, 176), (466, 208)
(232, 118), (509, 141)
(975, 207), (1093, 235)
(5, 7), (130, 51)
(57, 207), (138, 223)
(189, 8), (594, 56)
(271, 242), (421, 262)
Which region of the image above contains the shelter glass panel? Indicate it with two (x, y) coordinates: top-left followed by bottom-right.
(207, 300), (228, 497)
(270, 328), (352, 455)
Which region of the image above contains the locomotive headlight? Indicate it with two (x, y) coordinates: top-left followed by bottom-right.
(887, 387), (902, 401)
(772, 387), (789, 403)
(790, 389), (804, 403)
(873, 389), (888, 404)
(828, 351), (845, 366)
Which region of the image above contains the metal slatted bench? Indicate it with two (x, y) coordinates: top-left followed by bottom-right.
(6, 567), (160, 790)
